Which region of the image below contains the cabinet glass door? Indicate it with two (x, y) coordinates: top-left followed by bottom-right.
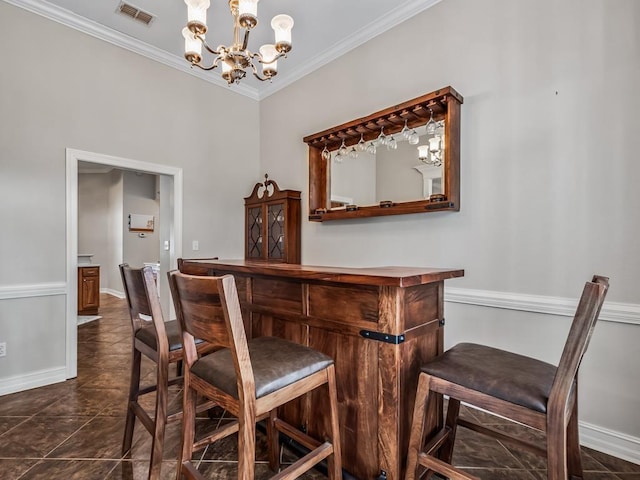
(247, 206), (263, 259)
(267, 203), (285, 260)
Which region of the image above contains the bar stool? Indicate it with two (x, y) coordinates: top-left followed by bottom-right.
(169, 271), (343, 480)
(404, 275), (609, 480)
(119, 264), (216, 480)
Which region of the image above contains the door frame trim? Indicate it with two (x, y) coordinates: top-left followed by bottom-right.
(65, 148), (183, 378)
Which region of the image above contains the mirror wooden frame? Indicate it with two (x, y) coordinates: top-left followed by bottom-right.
(303, 86), (463, 222)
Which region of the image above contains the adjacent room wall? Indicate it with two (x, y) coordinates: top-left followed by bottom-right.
(258, 0), (640, 460)
(123, 171), (160, 271)
(0, 1), (260, 393)
(78, 171), (122, 292)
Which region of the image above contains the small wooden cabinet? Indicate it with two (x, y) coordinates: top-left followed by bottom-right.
(244, 174), (301, 264)
(78, 266), (100, 315)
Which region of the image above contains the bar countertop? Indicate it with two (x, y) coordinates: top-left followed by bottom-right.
(179, 259), (464, 288)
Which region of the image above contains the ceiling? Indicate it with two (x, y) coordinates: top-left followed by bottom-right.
(7, 0), (442, 100)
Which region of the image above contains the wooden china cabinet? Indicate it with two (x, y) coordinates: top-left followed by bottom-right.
(244, 174), (301, 264)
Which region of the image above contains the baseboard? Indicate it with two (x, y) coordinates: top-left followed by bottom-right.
(77, 315), (101, 325)
(0, 366), (67, 396)
(101, 288), (125, 299)
(580, 421), (640, 465)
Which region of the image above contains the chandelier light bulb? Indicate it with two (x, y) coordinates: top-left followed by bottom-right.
(238, 0), (259, 29)
(271, 14), (294, 52)
(182, 27), (202, 63)
(220, 59), (233, 83)
(185, 0), (209, 28)
(259, 44), (278, 77)
(429, 136), (441, 153)
(417, 145), (429, 161)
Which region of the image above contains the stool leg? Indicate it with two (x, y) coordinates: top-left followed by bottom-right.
(178, 374), (198, 480)
(404, 373), (432, 480)
(326, 365), (343, 480)
(547, 413), (569, 480)
(237, 408), (256, 480)
(439, 397), (461, 463)
(267, 408), (280, 472)
(567, 395), (583, 479)
(148, 360), (169, 480)
(123, 347), (142, 455)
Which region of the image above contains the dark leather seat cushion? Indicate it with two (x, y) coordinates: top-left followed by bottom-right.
(191, 336), (334, 400)
(422, 343), (557, 413)
(135, 320), (204, 352)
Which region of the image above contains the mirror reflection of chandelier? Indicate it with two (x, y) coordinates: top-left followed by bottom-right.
(417, 110), (445, 167)
(182, 0), (294, 85)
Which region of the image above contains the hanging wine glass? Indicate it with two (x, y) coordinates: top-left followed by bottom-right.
(426, 109), (437, 135)
(321, 145), (331, 161)
(334, 152), (344, 163)
(356, 133), (366, 152)
(366, 141), (377, 155)
(387, 135), (397, 150)
(400, 119), (411, 140)
(348, 146), (358, 159)
(338, 140), (348, 157)
(376, 127), (388, 147)
(408, 129), (420, 145)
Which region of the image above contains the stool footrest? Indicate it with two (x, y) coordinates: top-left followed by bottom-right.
(418, 452), (480, 480)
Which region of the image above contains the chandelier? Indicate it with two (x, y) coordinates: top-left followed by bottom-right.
(182, 0), (294, 85)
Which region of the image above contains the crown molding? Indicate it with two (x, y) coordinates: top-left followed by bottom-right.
(5, 0), (442, 101)
(258, 0), (443, 99)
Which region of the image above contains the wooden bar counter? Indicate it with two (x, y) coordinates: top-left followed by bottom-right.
(178, 259), (464, 480)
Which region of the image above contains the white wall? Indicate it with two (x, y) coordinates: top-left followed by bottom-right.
(123, 171), (160, 269)
(259, 0), (640, 460)
(106, 170), (124, 293)
(78, 172), (119, 291)
(0, 2), (260, 393)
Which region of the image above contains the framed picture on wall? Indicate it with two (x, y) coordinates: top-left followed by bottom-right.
(128, 214), (154, 232)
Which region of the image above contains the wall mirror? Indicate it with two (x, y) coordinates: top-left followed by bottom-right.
(303, 86), (463, 221)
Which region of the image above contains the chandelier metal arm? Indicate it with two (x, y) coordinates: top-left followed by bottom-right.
(241, 29), (250, 51)
(196, 35), (223, 56)
(251, 62), (269, 82)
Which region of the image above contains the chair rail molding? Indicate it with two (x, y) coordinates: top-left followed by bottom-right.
(0, 282), (66, 300)
(445, 287), (640, 326)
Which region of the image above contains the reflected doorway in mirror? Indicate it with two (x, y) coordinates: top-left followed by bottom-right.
(413, 164), (443, 198)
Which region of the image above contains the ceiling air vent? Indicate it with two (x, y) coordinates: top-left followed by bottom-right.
(117, 2), (155, 26)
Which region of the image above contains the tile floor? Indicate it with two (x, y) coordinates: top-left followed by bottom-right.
(1, 293), (638, 480)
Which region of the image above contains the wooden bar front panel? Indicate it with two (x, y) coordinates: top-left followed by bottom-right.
(179, 260), (463, 480)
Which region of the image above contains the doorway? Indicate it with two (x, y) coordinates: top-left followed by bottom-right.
(65, 148), (183, 379)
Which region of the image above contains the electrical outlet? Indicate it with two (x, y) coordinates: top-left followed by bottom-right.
(192, 240), (199, 251)
(0, 342), (6, 357)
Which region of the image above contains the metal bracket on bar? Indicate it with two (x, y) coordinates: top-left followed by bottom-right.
(359, 330), (405, 344)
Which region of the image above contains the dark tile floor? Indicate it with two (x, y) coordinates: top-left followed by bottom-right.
(1, 294), (638, 479)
